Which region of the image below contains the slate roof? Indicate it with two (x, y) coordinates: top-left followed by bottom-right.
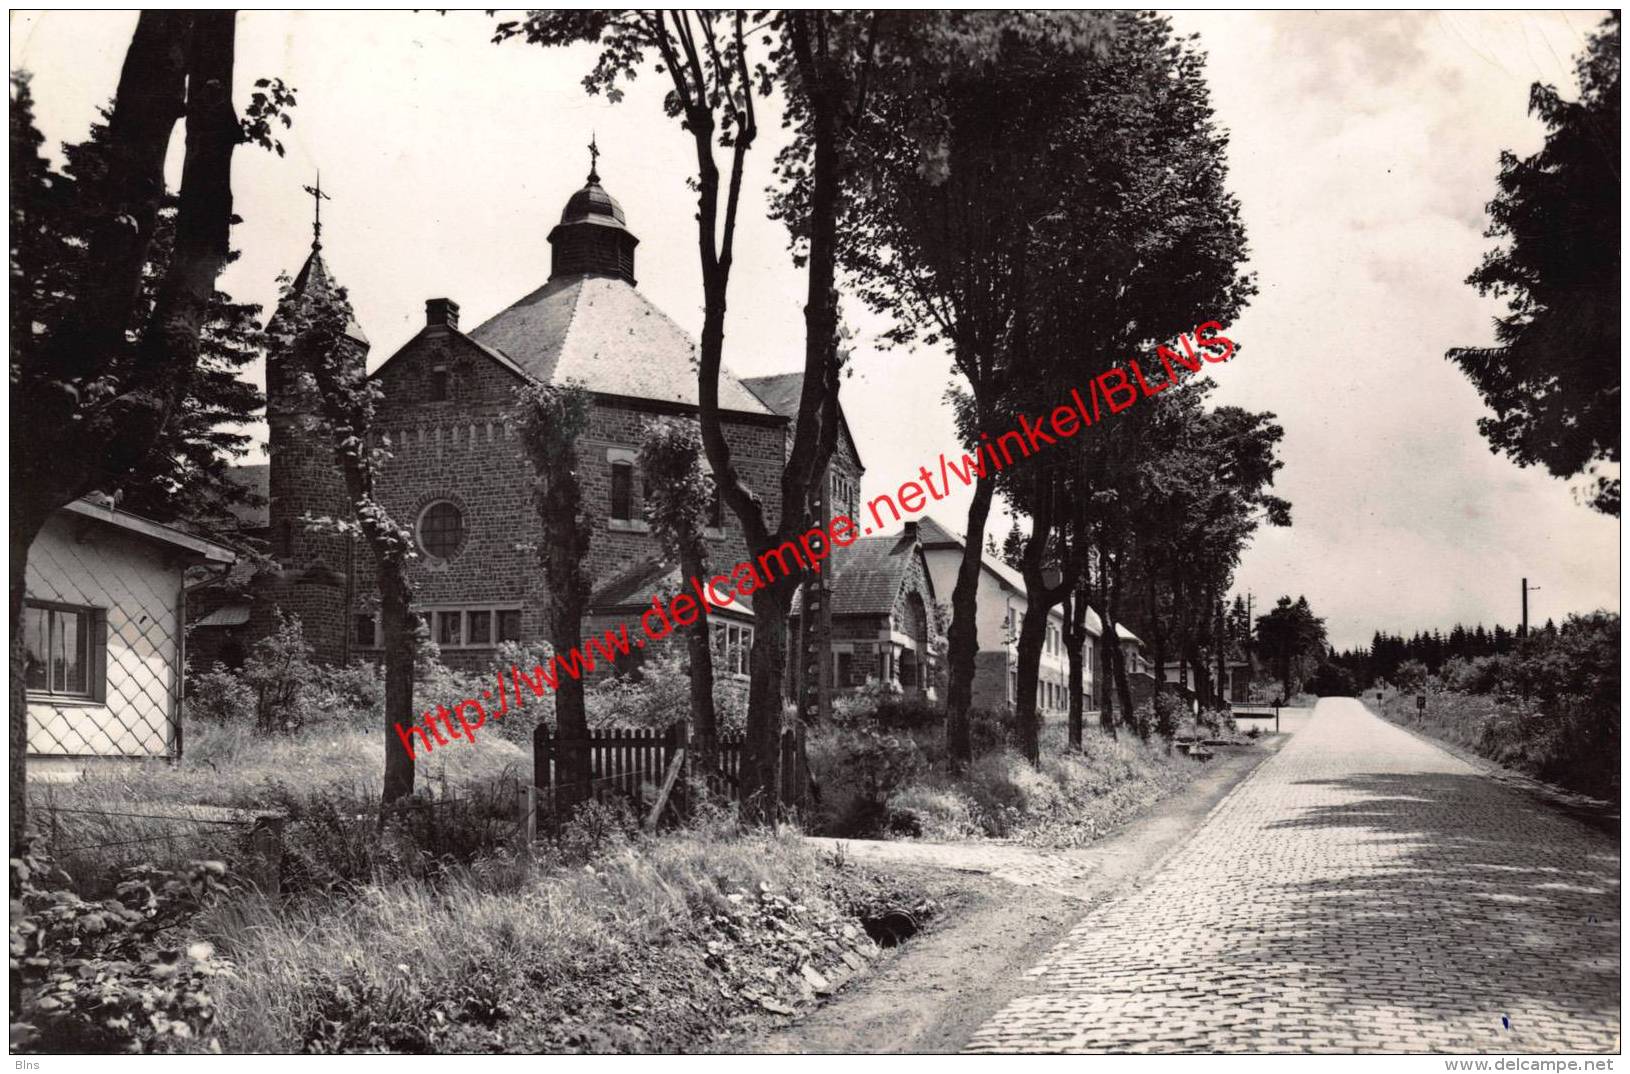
(468, 275), (774, 417)
(795, 530), (923, 619)
(740, 371), (865, 472)
(588, 555), (754, 618)
(285, 247), (368, 345)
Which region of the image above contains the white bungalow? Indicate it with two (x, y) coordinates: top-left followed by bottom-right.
(23, 496), (236, 779)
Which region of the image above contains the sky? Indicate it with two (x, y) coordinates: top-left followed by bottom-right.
(10, 10), (1620, 649)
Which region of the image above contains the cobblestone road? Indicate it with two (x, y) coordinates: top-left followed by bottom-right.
(966, 698), (1621, 1054)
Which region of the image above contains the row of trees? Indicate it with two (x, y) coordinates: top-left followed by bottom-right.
(495, 11), (1286, 787)
(9, 12), (1289, 840)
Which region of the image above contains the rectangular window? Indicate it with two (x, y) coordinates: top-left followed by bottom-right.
(714, 622), (754, 677)
(422, 607), (519, 648)
(24, 602), (95, 698)
(437, 610), (462, 647)
(837, 651), (854, 686)
(610, 462), (634, 521)
(353, 614), (377, 648)
(429, 366), (449, 402)
(706, 475), (724, 529)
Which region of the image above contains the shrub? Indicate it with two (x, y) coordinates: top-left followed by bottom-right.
(968, 705), (1013, 755)
(186, 663), (256, 725)
(807, 724), (924, 837)
(1394, 659), (1430, 691)
(306, 661), (384, 728)
(10, 837), (235, 1054)
(831, 682), (941, 731)
(241, 612), (317, 733)
(556, 797), (638, 864)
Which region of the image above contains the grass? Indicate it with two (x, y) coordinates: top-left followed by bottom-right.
(24, 718), (942, 1054)
(188, 821), (927, 1053)
(30, 721), (528, 892)
(810, 720), (1204, 847)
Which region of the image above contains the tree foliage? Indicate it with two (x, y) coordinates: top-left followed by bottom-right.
(1254, 596), (1328, 697)
(9, 12), (250, 850)
(514, 381), (596, 809)
(267, 263), (421, 804)
(639, 417), (720, 771)
(1448, 12), (1620, 515)
(11, 90), (267, 526)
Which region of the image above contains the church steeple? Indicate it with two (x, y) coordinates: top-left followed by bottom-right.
(547, 138), (639, 285)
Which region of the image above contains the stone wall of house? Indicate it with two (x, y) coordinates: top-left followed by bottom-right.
(971, 649), (1011, 711)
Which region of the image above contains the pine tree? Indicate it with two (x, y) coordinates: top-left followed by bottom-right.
(15, 103), (265, 526)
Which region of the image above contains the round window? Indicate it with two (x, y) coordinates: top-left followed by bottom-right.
(417, 501), (465, 559)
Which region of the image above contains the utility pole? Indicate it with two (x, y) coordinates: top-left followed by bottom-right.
(1520, 578), (1540, 638)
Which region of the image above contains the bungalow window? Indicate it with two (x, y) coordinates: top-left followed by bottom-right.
(24, 602), (97, 699)
(610, 461), (634, 521)
(836, 651), (855, 687)
(497, 609), (522, 643)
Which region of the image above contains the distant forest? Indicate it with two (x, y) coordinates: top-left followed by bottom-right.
(1325, 621), (1541, 689)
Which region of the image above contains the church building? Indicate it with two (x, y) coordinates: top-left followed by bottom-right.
(193, 153), (865, 686)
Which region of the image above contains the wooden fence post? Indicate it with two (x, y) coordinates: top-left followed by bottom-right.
(779, 728), (795, 818)
(533, 722), (553, 793)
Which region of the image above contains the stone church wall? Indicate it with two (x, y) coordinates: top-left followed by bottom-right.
(358, 322), (790, 672)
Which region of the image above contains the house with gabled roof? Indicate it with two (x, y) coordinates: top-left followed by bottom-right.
(789, 523), (940, 699)
(914, 515), (1146, 714)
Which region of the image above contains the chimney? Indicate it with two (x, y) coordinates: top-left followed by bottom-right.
(425, 298), (459, 331)
(903, 521), (919, 541)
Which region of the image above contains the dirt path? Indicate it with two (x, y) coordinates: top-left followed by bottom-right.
(730, 732), (1293, 1054)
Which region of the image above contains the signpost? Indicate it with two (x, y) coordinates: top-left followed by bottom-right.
(1416, 694), (1426, 713)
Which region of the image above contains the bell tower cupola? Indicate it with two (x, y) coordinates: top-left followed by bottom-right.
(547, 136), (638, 285)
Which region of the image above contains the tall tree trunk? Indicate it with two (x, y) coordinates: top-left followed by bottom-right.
(10, 511), (48, 850)
(549, 590), (592, 811)
(378, 566), (417, 803)
(1215, 597), (1228, 707)
(1149, 572), (1168, 704)
(1064, 590), (1087, 751)
(1013, 604), (1047, 766)
(740, 581), (794, 820)
(945, 473), (995, 768)
(677, 546), (718, 777)
(1096, 547), (1117, 737)
(1106, 555), (1137, 736)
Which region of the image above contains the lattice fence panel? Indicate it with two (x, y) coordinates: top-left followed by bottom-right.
(25, 524), (181, 758)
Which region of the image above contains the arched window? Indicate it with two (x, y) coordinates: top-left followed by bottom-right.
(417, 501), (465, 559)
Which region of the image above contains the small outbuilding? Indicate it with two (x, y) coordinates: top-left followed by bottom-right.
(23, 497), (236, 778)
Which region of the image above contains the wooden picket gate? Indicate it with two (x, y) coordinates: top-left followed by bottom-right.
(526, 721), (807, 839)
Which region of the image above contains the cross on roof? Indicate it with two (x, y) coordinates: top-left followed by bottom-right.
(301, 172), (331, 250)
(587, 133), (600, 183)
